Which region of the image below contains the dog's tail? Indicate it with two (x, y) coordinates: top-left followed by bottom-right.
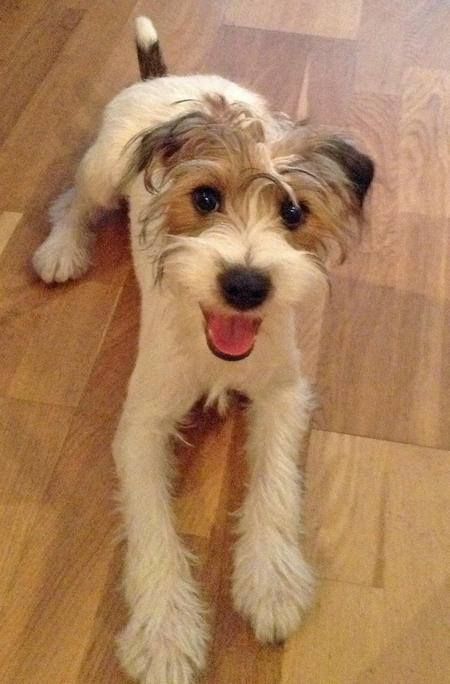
(135, 16), (167, 80)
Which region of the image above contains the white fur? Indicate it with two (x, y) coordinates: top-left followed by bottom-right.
(135, 16), (158, 49)
(33, 69), (324, 683)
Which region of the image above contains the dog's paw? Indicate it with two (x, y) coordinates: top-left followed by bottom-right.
(232, 539), (315, 643)
(117, 593), (209, 684)
(32, 234), (91, 283)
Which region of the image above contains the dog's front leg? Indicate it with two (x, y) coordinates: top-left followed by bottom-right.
(232, 377), (316, 643)
(113, 395), (208, 684)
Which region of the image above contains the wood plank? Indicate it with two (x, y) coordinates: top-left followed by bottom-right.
(346, 94), (400, 250)
(354, 0), (410, 95)
(78, 268), (138, 418)
(2, 215), (130, 406)
(0, 0), (137, 212)
(207, 25), (356, 125)
(355, 0), (450, 95)
(0, 397), (74, 604)
(399, 67), (450, 219)
(406, 1), (450, 72)
(201, 408), (282, 684)
(0, 212), (22, 257)
(317, 215), (450, 450)
(0, 408), (119, 683)
(281, 580), (384, 684)
(176, 407), (233, 539)
(305, 431), (386, 586)
(283, 431), (450, 683)
(378, 442), (450, 683)
(225, 0), (362, 40)
(135, 0), (226, 74)
(0, 5), (84, 146)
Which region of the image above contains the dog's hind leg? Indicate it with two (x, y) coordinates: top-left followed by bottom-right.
(32, 143), (116, 284)
(33, 15), (165, 285)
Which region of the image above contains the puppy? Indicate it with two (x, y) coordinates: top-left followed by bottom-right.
(33, 16), (374, 684)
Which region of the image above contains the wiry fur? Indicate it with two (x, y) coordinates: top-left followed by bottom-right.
(32, 16), (374, 684)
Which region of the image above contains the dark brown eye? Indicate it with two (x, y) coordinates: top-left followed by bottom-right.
(280, 199), (308, 229)
(192, 186), (221, 214)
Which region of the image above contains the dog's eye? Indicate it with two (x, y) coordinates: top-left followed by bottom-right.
(280, 199), (308, 229)
(192, 186), (221, 214)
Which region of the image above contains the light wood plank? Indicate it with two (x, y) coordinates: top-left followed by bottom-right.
(207, 26), (356, 126)
(225, 0), (362, 40)
(0, 211), (22, 257)
(0, 0), (137, 211)
(0, 5), (84, 146)
(317, 214), (450, 450)
(354, 0), (410, 95)
(200, 408), (283, 684)
(284, 431), (450, 684)
(0, 397), (74, 603)
(305, 431), (386, 586)
(0, 408), (119, 683)
(176, 407), (233, 539)
(135, 0), (226, 75)
(281, 580), (385, 684)
(79, 268), (138, 418)
(399, 67), (450, 219)
(346, 94), (400, 250)
(1, 213), (130, 405)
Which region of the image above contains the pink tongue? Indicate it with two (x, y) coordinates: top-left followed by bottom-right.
(207, 313), (258, 357)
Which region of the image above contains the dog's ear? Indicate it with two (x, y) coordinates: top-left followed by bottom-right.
(273, 129), (375, 257)
(312, 136), (374, 207)
(124, 111), (210, 190)
(123, 99), (267, 192)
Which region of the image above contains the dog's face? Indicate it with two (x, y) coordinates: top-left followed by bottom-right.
(128, 97), (374, 361)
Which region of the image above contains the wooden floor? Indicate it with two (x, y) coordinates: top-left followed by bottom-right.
(1, 1), (450, 682)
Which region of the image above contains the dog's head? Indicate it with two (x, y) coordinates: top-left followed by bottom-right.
(127, 95), (374, 361)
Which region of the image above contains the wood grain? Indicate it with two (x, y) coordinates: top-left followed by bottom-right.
(1, 1), (450, 682)
(285, 430), (450, 684)
(225, 0), (362, 40)
(399, 67), (450, 219)
(0, 212), (22, 257)
(317, 215), (450, 450)
(207, 26), (356, 126)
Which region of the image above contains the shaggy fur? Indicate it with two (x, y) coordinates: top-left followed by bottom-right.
(33, 16), (374, 684)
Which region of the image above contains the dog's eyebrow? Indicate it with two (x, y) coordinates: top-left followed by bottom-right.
(171, 99), (201, 106)
(243, 171), (287, 192)
(242, 170), (298, 203)
(278, 166), (323, 184)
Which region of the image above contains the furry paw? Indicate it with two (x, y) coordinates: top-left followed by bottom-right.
(232, 539), (315, 643)
(117, 591), (209, 684)
(32, 234), (91, 283)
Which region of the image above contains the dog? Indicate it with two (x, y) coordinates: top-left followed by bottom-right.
(33, 16), (374, 684)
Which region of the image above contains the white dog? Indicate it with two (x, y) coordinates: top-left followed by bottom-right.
(33, 17), (374, 684)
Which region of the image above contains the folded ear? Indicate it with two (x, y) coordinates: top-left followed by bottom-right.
(314, 136), (375, 207)
(272, 128), (375, 259)
(123, 98), (267, 192)
(123, 111), (211, 190)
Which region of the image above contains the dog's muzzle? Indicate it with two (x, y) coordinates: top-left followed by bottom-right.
(200, 267), (270, 361)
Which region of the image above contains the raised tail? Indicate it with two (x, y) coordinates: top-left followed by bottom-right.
(135, 16), (167, 80)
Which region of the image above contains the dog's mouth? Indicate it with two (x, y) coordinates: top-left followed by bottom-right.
(202, 309), (262, 361)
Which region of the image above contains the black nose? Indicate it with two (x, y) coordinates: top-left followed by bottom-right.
(218, 266), (272, 311)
